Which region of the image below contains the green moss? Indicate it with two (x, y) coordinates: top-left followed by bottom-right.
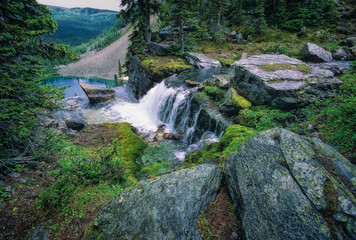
(218, 125), (257, 152)
(323, 179), (338, 216)
(297, 64), (313, 74)
(217, 54), (243, 67)
(203, 86), (227, 102)
(261, 63), (293, 72)
(105, 123), (148, 180)
(261, 63), (312, 74)
(228, 88), (252, 109)
(141, 55), (193, 74)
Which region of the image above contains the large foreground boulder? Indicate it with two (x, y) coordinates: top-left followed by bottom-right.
(230, 54), (342, 109)
(185, 52), (222, 69)
(225, 128), (356, 240)
(84, 164), (223, 240)
(80, 84), (115, 104)
(302, 42), (333, 62)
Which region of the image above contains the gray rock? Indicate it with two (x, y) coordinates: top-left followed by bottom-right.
(83, 164), (223, 240)
(203, 75), (230, 89)
(225, 128), (356, 240)
(341, 37), (356, 48)
(229, 31), (237, 38)
(234, 33), (244, 43)
(80, 83), (115, 104)
(9, 172), (20, 178)
(303, 42), (333, 62)
(185, 80), (201, 88)
(65, 117), (86, 131)
(28, 223), (49, 240)
(18, 178), (27, 184)
(185, 52), (222, 69)
(309, 61), (351, 76)
(230, 54), (342, 109)
(147, 42), (170, 56)
(333, 47), (354, 61)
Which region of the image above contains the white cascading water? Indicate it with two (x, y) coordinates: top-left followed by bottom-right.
(103, 81), (196, 138)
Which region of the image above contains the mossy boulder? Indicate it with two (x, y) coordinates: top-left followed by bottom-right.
(105, 123), (147, 180)
(83, 164), (223, 240)
(219, 88), (251, 117)
(225, 128), (356, 240)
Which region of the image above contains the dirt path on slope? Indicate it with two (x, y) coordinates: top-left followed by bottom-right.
(58, 27), (132, 80)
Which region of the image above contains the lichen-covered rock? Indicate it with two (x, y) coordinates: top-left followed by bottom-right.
(147, 42), (170, 56)
(309, 61), (351, 76)
(230, 54), (342, 109)
(219, 88), (251, 117)
(80, 83), (115, 104)
(185, 52), (222, 69)
(333, 47), (354, 61)
(83, 164), (223, 240)
(225, 128), (356, 240)
(28, 223), (48, 240)
(203, 75), (230, 89)
(302, 42), (333, 62)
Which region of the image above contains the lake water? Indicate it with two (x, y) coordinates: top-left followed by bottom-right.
(44, 77), (115, 98)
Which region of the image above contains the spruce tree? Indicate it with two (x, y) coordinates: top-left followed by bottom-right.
(0, 0), (73, 159)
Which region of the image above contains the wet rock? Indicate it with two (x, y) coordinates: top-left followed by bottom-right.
(80, 83), (115, 104)
(302, 42), (333, 62)
(36, 115), (57, 128)
(84, 164), (223, 240)
(163, 132), (170, 139)
(147, 42), (170, 56)
(185, 80), (201, 88)
(28, 223), (49, 240)
(230, 54), (342, 109)
(185, 52), (222, 69)
(333, 47), (354, 61)
(203, 75), (230, 89)
(65, 117), (86, 131)
(225, 128), (356, 240)
(229, 31), (237, 38)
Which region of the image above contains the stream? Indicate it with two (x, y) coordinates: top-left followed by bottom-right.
(46, 68), (230, 167)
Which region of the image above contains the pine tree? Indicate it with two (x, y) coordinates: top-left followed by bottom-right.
(0, 0), (73, 159)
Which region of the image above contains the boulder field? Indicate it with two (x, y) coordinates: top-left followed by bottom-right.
(84, 129), (356, 240)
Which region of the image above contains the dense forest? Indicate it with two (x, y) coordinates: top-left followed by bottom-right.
(0, 0), (355, 239)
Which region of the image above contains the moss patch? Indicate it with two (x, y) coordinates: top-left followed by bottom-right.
(203, 86), (227, 102)
(227, 88), (252, 109)
(105, 123), (148, 179)
(141, 55), (193, 74)
(323, 179), (338, 216)
(217, 54), (243, 67)
(261, 63), (312, 74)
(297, 64), (313, 74)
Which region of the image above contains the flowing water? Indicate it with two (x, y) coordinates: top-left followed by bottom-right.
(47, 69), (229, 165)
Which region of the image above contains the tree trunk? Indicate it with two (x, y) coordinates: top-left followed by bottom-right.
(145, 0), (151, 43)
(179, 0), (184, 53)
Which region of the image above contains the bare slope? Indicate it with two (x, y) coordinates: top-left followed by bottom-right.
(58, 27), (132, 80)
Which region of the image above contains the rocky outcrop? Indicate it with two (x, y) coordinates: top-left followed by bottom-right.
(84, 164), (223, 240)
(147, 42), (170, 56)
(225, 128), (356, 240)
(185, 52), (222, 69)
(341, 37), (356, 48)
(64, 117), (86, 131)
(230, 54), (342, 109)
(309, 61), (351, 76)
(127, 56), (154, 99)
(203, 75), (230, 89)
(80, 84), (115, 104)
(302, 42), (333, 62)
(28, 223), (49, 240)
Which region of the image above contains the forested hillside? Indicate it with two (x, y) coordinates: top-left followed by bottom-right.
(46, 6), (119, 46)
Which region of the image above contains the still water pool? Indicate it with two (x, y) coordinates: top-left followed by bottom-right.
(44, 77), (115, 98)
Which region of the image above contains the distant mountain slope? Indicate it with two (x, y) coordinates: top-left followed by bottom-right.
(58, 26), (132, 80)
(47, 6), (119, 46)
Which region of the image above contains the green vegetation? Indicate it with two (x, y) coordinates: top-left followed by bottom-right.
(217, 54), (243, 67)
(203, 86), (227, 102)
(141, 56), (193, 74)
(46, 6), (120, 47)
(261, 63), (313, 74)
(183, 125), (258, 167)
(226, 88), (252, 109)
(0, 0), (75, 160)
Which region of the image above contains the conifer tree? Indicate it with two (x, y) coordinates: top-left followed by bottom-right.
(0, 0), (74, 159)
